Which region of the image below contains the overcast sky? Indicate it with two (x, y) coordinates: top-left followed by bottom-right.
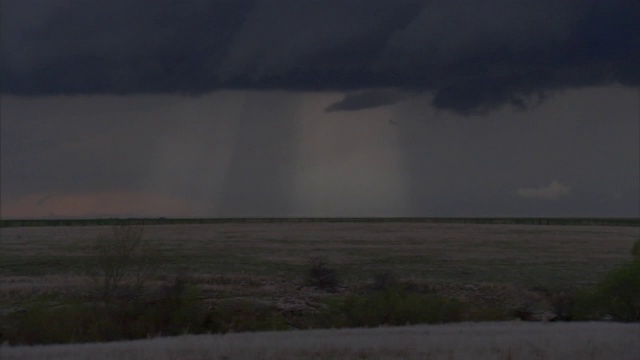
(1, 0), (639, 218)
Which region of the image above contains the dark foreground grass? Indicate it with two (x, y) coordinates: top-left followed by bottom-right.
(2, 284), (505, 345)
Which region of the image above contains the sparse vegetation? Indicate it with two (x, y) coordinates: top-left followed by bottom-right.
(84, 225), (160, 301)
(3, 226), (214, 344)
(598, 261), (640, 321)
(213, 299), (289, 332)
(3, 277), (213, 344)
(574, 260), (640, 322)
(1, 222), (638, 348)
(370, 270), (398, 291)
(340, 287), (463, 327)
(570, 238), (640, 322)
(306, 257), (339, 292)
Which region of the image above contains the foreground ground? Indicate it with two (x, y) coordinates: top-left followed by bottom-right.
(3, 322), (639, 360)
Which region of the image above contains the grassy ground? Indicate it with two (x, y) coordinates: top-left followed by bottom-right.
(1, 222), (638, 345)
(1, 223), (637, 293)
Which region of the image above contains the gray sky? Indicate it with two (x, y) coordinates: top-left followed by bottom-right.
(1, 0), (639, 218)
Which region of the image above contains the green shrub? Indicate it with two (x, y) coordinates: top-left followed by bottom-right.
(569, 239), (640, 322)
(124, 277), (211, 338)
(302, 297), (349, 329)
(462, 304), (509, 321)
(212, 299), (289, 332)
(4, 297), (116, 344)
(4, 280), (215, 345)
(596, 261), (640, 321)
(571, 288), (604, 321)
(572, 261), (640, 322)
(339, 287), (463, 327)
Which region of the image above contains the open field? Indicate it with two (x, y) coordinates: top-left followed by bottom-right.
(1, 222), (639, 347)
(1, 222), (638, 297)
(3, 322), (640, 360)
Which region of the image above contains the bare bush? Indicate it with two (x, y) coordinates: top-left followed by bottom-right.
(370, 271), (398, 291)
(84, 226), (161, 301)
(307, 258), (339, 292)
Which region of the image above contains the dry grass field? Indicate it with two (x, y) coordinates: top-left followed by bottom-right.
(1, 222), (639, 357)
(1, 223), (638, 302)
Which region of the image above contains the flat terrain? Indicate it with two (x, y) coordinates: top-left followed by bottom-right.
(4, 322), (640, 360)
(1, 223), (638, 306)
(1, 222), (639, 355)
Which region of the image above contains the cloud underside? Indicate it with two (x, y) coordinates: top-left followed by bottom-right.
(325, 89), (417, 112)
(517, 180), (571, 201)
(2, 0), (639, 114)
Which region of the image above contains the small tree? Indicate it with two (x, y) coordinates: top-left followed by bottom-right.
(85, 225), (160, 301)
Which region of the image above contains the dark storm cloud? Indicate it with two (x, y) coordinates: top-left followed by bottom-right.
(1, 0), (255, 94)
(2, 0), (639, 113)
(325, 89), (416, 112)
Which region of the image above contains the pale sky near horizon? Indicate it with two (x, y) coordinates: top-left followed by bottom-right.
(1, 1), (639, 219)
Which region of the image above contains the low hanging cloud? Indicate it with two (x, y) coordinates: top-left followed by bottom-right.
(325, 89), (416, 112)
(1, 0), (639, 114)
(516, 180), (571, 201)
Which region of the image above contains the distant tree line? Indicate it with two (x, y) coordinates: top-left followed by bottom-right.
(1, 217), (639, 228)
